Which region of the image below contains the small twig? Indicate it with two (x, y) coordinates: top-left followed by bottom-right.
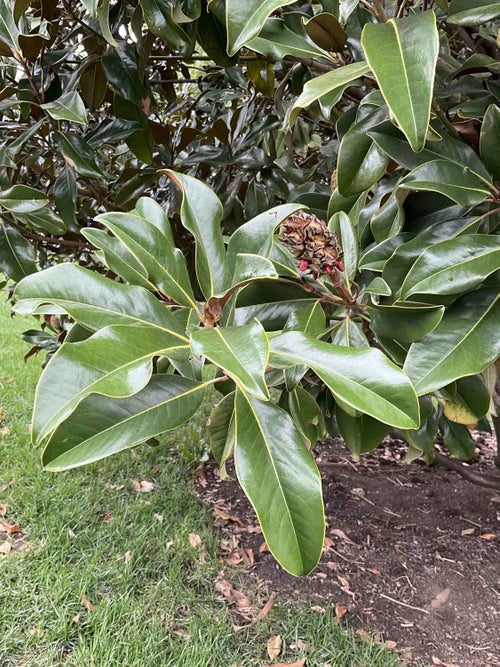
(372, 0), (388, 21)
(432, 100), (461, 139)
(359, 0), (378, 17)
(380, 593), (430, 615)
(16, 227), (93, 250)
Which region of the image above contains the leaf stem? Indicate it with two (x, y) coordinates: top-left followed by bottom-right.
(432, 100), (460, 139)
(372, 0), (388, 22)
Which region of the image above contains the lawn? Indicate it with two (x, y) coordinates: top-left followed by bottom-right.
(0, 300), (400, 667)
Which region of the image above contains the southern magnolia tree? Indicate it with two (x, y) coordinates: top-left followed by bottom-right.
(2, 1), (500, 574)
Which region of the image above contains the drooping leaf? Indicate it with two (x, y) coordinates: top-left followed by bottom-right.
(42, 376), (207, 470)
(287, 62), (370, 127)
(439, 375), (490, 424)
(287, 385), (325, 448)
(19, 209), (67, 235)
(399, 160), (492, 207)
(0, 185), (48, 213)
(139, 0), (193, 51)
(208, 392), (235, 464)
(270, 331), (420, 428)
(102, 43), (147, 103)
(52, 165), (77, 227)
(303, 12), (347, 52)
(191, 321), (269, 400)
(336, 406), (390, 457)
(165, 170), (227, 299)
(404, 289), (500, 395)
(480, 104), (500, 180)
(225, 1), (295, 55)
(234, 390), (325, 576)
(402, 396), (439, 458)
(439, 416), (475, 460)
(0, 222), (37, 282)
(14, 264), (189, 337)
(41, 91), (88, 125)
(361, 12), (439, 152)
(400, 235), (500, 299)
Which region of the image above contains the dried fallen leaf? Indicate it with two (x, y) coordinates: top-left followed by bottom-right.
(71, 614), (80, 626)
(0, 481), (14, 492)
(132, 480), (155, 493)
(335, 603), (348, 619)
(189, 533), (202, 548)
(225, 550), (243, 566)
(290, 639), (312, 653)
(0, 377), (13, 384)
(104, 482), (125, 490)
(262, 659), (307, 667)
(0, 427), (10, 436)
(366, 568), (381, 576)
(337, 575), (350, 590)
(431, 588), (450, 609)
(124, 550), (132, 563)
(81, 595), (97, 612)
(68, 529), (76, 539)
(154, 513), (164, 523)
(461, 528), (474, 536)
(385, 640), (398, 650)
(241, 548), (255, 566)
(101, 511), (113, 524)
(267, 634), (282, 660)
(479, 533), (496, 540)
(0, 519), (21, 534)
(255, 592), (276, 622)
(0, 503), (8, 516)
(215, 580), (250, 609)
(213, 507), (245, 527)
(323, 536), (334, 549)
(0, 540), (12, 554)
(196, 470), (207, 488)
(330, 528), (359, 546)
(432, 657), (459, 667)
(259, 541), (269, 553)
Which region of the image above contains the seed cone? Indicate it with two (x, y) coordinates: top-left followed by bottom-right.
(279, 210), (344, 275)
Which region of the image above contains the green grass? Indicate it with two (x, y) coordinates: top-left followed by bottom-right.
(0, 302), (400, 667)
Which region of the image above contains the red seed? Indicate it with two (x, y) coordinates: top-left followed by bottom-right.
(335, 260), (344, 272)
(312, 271), (318, 280)
(299, 259), (309, 271)
(325, 265), (333, 274)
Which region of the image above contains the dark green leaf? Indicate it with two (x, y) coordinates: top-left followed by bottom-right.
(234, 390), (325, 576)
(41, 91), (87, 125)
(102, 43), (146, 103)
(336, 406), (390, 457)
(0, 222), (37, 282)
(0, 185), (49, 213)
(439, 416), (475, 460)
(447, 0), (500, 25)
(480, 104), (500, 180)
(42, 376), (207, 470)
(404, 289), (500, 395)
(58, 132), (104, 179)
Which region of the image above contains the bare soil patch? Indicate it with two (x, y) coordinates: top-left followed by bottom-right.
(197, 433), (500, 667)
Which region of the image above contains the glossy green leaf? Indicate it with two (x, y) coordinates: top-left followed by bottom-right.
(226, 1), (295, 55)
(52, 165), (76, 227)
(334, 211), (358, 283)
(227, 204), (301, 274)
(42, 376), (207, 470)
(13, 264), (189, 337)
(0, 222), (37, 282)
(102, 43), (147, 103)
(402, 396), (439, 458)
(401, 235), (500, 299)
(404, 289), (500, 395)
(95, 200), (196, 308)
(337, 107), (389, 196)
(0, 1), (20, 53)
(369, 301), (444, 344)
(20, 209), (67, 235)
(270, 331), (420, 428)
(439, 375), (490, 424)
(208, 392), (235, 465)
(228, 254), (278, 290)
(248, 18), (332, 62)
(234, 390), (325, 576)
(361, 12), (439, 152)
(97, 0), (118, 46)
(439, 416), (475, 460)
(139, 0), (192, 51)
(287, 62), (370, 127)
(480, 104), (500, 181)
(80, 60), (107, 111)
(0, 185), (48, 213)
(447, 0), (500, 25)
(80, 0), (98, 16)
(369, 122), (492, 182)
(41, 91), (87, 125)
(336, 406), (390, 457)
(33, 324), (189, 444)
(284, 301), (326, 337)
(359, 234), (413, 272)
(330, 318), (369, 347)
(58, 132), (104, 179)
(165, 170), (227, 299)
(287, 385), (325, 448)
(399, 160), (492, 207)
(191, 321), (269, 400)
(83, 228), (152, 290)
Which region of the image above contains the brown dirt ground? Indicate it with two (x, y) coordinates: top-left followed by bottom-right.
(196, 432), (500, 667)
